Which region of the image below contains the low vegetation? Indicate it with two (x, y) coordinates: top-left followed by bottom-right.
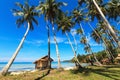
(1, 65), (120, 80)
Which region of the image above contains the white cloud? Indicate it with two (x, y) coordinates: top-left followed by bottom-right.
(15, 57), (36, 62)
(0, 57), (10, 62)
(0, 57), (36, 62)
(64, 41), (75, 45)
(70, 29), (77, 36)
(90, 43), (102, 47)
(25, 40), (44, 45)
(50, 37), (66, 44)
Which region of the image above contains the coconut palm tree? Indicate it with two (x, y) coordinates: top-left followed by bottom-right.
(36, 1), (52, 69)
(70, 30), (78, 56)
(72, 8), (102, 66)
(77, 24), (102, 66)
(46, 24), (51, 69)
(36, 0), (66, 69)
(78, 0), (120, 48)
(92, 0), (120, 48)
(57, 13), (82, 67)
(90, 24), (111, 61)
(105, 0), (120, 21)
(90, 22), (116, 63)
(0, 1), (38, 76)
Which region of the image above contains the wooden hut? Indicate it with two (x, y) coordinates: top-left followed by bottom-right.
(115, 54), (120, 63)
(33, 55), (53, 69)
(115, 54), (120, 60)
(101, 58), (110, 64)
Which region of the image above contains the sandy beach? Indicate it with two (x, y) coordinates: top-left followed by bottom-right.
(9, 66), (77, 75)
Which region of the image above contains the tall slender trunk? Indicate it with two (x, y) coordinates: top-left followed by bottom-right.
(0, 22), (30, 76)
(46, 21), (51, 69)
(90, 49), (102, 66)
(79, 23), (102, 66)
(71, 31), (78, 54)
(88, 22), (112, 62)
(103, 38), (115, 62)
(51, 21), (61, 69)
(65, 31), (82, 67)
(102, 43), (111, 60)
(88, 22), (114, 64)
(92, 0), (120, 48)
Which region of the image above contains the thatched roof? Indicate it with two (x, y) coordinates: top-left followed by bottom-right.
(115, 54), (120, 60)
(33, 55), (53, 64)
(101, 58), (109, 62)
(115, 57), (120, 60)
(117, 54), (120, 57)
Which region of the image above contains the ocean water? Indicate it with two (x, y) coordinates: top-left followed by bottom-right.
(0, 62), (75, 71)
(0, 62), (88, 71)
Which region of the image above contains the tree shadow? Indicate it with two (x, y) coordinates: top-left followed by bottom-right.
(70, 67), (91, 76)
(35, 69), (50, 80)
(91, 67), (120, 80)
(70, 66), (120, 80)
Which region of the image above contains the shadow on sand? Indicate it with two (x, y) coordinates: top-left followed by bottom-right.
(70, 65), (120, 80)
(35, 69), (50, 80)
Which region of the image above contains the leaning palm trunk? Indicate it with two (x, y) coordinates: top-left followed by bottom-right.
(103, 43), (111, 59)
(79, 23), (102, 66)
(52, 22), (61, 69)
(92, 0), (120, 48)
(102, 43), (114, 63)
(65, 31), (82, 67)
(0, 22), (30, 76)
(91, 51), (102, 66)
(88, 23), (113, 61)
(88, 45), (102, 66)
(46, 22), (51, 69)
(103, 39), (115, 61)
(71, 31), (78, 54)
(88, 23), (114, 63)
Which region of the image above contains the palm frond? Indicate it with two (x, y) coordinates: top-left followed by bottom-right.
(13, 0), (38, 30)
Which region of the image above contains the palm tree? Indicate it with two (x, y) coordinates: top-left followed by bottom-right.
(105, 0), (120, 21)
(90, 22), (116, 63)
(36, 1), (52, 69)
(0, 1), (38, 76)
(78, 0), (120, 48)
(37, 0), (66, 69)
(77, 24), (102, 66)
(70, 30), (78, 56)
(90, 24), (111, 61)
(46, 23), (51, 69)
(92, 0), (120, 48)
(57, 13), (82, 67)
(72, 8), (102, 66)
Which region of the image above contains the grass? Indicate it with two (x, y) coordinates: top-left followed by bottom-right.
(0, 65), (120, 80)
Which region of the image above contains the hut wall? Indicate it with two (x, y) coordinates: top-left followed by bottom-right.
(36, 61), (43, 68)
(41, 61), (48, 68)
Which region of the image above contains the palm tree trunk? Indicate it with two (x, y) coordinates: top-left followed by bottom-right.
(46, 21), (51, 69)
(89, 47), (102, 66)
(71, 31), (78, 53)
(65, 31), (82, 68)
(92, 0), (120, 48)
(88, 22), (114, 63)
(102, 43), (111, 60)
(51, 21), (61, 69)
(0, 22), (30, 76)
(103, 39), (115, 62)
(79, 23), (102, 66)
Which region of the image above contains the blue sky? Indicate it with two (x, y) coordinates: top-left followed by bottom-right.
(0, 0), (104, 62)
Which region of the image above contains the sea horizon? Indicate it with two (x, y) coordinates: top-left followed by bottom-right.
(0, 61), (76, 72)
